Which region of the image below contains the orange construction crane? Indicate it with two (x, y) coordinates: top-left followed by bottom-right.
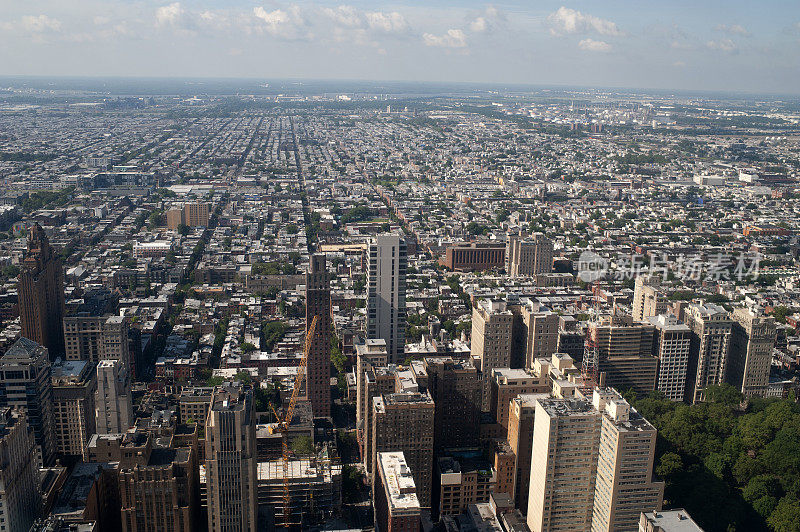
(272, 314), (318, 529)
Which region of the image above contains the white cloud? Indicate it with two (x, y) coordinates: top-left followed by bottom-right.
(548, 7), (622, 37)
(321, 6), (408, 34)
(706, 38), (737, 53)
(321, 5), (362, 28)
(155, 3), (183, 27)
(578, 38), (611, 52)
(20, 15), (62, 32)
(253, 5), (308, 40)
(716, 24), (749, 36)
(423, 29), (467, 48)
(365, 12), (408, 33)
(470, 17), (488, 33)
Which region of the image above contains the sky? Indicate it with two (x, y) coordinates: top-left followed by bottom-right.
(1, 0), (800, 94)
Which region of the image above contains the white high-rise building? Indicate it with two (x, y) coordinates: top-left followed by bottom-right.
(366, 234), (407, 363)
(95, 359), (132, 434)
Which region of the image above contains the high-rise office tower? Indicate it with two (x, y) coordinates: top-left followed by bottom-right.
(366, 234), (407, 363)
(527, 397), (601, 532)
(371, 392), (435, 507)
(471, 300), (514, 410)
(95, 359), (133, 435)
(684, 303), (732, 403)
(306, 254), (331, 417)
(424, 357), (481, 452)
(648, 315), (691, 402)
(506, 233), (553, 277)
(727, 307), (776, 398)
(590, 389), (664, 532)
(205, 384), (258, 532)
(0, 338), (56, 466)
(374, 452), (421, 532)
(633, 276), (668, 322)
(18, 224), (65, 357)
(117, 429), (200, 532)
(51, 359), (96, 458)
(0, 409), (40, 532)
(584, 315), (658, 395)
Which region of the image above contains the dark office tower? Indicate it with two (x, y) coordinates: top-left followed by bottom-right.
(306, 254), (331, 418)
(0, 338), (56, 467)
(18, 224), (65, 357)
(424, 357), (481, 452)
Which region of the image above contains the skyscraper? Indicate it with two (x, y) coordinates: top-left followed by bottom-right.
(117, 429), (200, 532)
(0, 337), (56, 466)
(205, 384), (258, 532)
(374, 452), (421, 532)
(372, 392), (435, 507)
(684, 303), (732, 403)
(513, 300), (559, 369)
(471, 300), (514, 410)
(95, 359), (132, 435)
(584, 315), (658, 395)
(18, 224), (65, 357)
(590, 389), (664, 532)
(507, 393), (548, 513)
(633, 276), (668, 322)
(424, 357), (481, 452)
(0, 408), (40, 532)
(306, 253), (331, 417)
(367, 234), (407, 363)
(527, 397), (601, 532)
(506, 233), (553, 277)
(648, 314), (691, 402)
(51, 359), (96, 458)
(727, 307), (776, 398)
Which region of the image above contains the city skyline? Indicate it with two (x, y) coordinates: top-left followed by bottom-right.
(1, 1), (800, 94)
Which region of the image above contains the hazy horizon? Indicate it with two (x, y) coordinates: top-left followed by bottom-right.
(1, 1), (799, 95)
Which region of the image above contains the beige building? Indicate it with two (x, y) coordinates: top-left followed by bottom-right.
(684, 303), (732, 403)
(591, 389), (664, 532)
(527, 397), (601, 532)
(205, 384), (258, 532)
(489, 368), (549, 432)
(633, 276), (668, 322)
(513, 300), (559, 369)
(506, 233), (553, 277)
(471, 300), (514, 410)
(356, 339), (388, 436)
(727, 307), (776, 398)
(507, 393), (549, 514)
(363, 366), (399, 478)
(648, 315), (691, 402)
(372, 392), (435, 507)
(51, 359), (96, 457)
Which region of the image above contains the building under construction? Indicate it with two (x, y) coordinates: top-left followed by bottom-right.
(257, 451), (342, 529)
